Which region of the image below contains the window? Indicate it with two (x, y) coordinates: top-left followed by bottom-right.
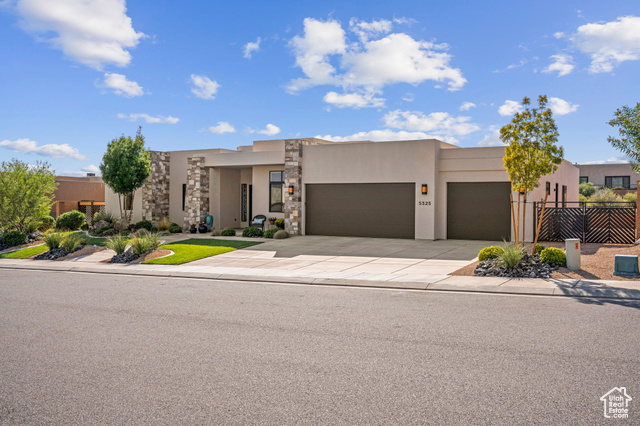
(269, 171), (284, 212)
(579, 176), (588, 184)
(605, 176), (630, 189)
(182, 184), (187, 211)
(546, 182), (550, 195)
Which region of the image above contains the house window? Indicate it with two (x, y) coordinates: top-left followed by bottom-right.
(546, 182), (550, 195)
(269, 171), (284, 212)
(182, 184), (186, 211)
(605, 176), (630, 189)
(579, 176), (588, 184)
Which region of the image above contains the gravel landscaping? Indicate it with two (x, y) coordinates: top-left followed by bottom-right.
(33, 248), (68, 260)
(475, 253), (555, 278)
(108, 251), (140, 264)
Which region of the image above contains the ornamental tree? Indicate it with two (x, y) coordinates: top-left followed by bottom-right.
(500, 95), (564, 249)
(0, 159), (58, 233)
(100, 127), (151, 221)
(607, 102), (640, 172)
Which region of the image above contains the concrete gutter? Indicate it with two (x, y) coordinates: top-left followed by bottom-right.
(1, 260), (639, 300)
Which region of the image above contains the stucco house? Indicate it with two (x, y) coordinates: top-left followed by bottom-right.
(576, 163), (640, 190)
(105, 138), (578, 241)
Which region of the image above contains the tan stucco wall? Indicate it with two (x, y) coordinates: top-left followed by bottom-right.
(104, 186), (143, 222)
(576, 163), (640, 187)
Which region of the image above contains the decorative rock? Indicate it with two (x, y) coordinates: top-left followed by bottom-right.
(27, 231), (43, 243)
(108, 250), (140, 264)
(114, 219), (129, 232)
(33, 248), (68, 260)
(475, 253), (553, 278)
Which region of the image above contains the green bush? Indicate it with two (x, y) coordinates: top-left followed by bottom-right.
(93, 210), (116, 224)
(119, 230), (131, 236)
(478, 246), (505, 261)
(587, 188), (623, 207)
(101, 228), (116, 236)
(150, 226), (158, 233)
(242, 226), (263, 237)
(94, 226), (113, 236)
(540, 247), (567, 267)
(56, 210), (86, 231)
(38, 215), (56, 232)
(264, 228), (278, 239)
(169, 224), (182, 233)
(623, 192), (637, 204)
(273, 230), (289, 239)
(80, 223), (89, 231)
(2, 230), (27, 247)
(134, 220), (153, 231)
(43, 232), (65, 250)
(497, 243), (524, 269)
(62, 232), (87, 252)
(130, 230), (164, 255)
(105, 235), (130, 255)
(533, 244), (545, 255)
(579, 181), (596, 197)
(221, 228), (236, 236)
(275, 218), (285, 229)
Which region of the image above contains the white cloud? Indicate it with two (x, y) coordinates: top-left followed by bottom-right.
(553, 32), (565, 39)
(460, 101), (476, 111)
(323, 91), (385, 109)
(258, 124), (281, 136)
(207, 121), (236, 134)
(117, 113), (179, 124)
(287, 17), (466, 96)
(383, 110), (480, 138)
(542, 54), (575, 76)
(243, 37), (261, 59)
(190, 74), (220, 100)
(402, 93), (414, 102)
(498, 100), (523, 116)
(571, 16), (640, 73)
(61, 164), (101, 177)
(0, 138), (86, 160)
(477, 126), (505, 147)
(392, 17), (418, 26)
(83, 164), (100, 173)
(548, 97), (579, 115)
(99, 72), (143, 97)
(316, 129), (456, 143)
(582, 157), (629, 165)
(11, 0), (145, 70)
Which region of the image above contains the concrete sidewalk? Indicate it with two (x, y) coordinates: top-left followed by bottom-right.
(2, 258), (639, 300)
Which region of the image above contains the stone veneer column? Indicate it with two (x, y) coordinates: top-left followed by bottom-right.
(284, 139), (321, 235)
(184, 156), (210, 230)
(142, 151), (170, 224)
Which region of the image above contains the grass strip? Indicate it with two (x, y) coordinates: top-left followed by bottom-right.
(0, 244), (48, 259)
(143, 244), (235, 265)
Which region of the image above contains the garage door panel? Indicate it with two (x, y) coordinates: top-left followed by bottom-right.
(306, 183), (415, 239)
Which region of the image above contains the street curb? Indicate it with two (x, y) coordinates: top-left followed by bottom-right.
(2, 262), (640, 300)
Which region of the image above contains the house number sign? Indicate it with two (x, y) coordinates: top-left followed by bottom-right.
(418, 201), (432, 206)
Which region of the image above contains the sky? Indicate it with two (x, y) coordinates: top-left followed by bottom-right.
(0, 0), (639, 176)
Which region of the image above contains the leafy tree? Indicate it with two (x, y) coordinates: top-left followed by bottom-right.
(607, 102), (640, 172)
(501, 96), (564, 250)
(579, 181), (596, 197)
(0, 159), (58, 233)
(100, 127), (151, 221)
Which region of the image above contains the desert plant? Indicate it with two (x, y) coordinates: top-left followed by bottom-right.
(93, 210), (117, 224)
(273, 230), (289, 239)
(38, 215), (56, 232)
(264, 228), (278, 239)
(62, 232), (87, 252)
(130, 230), (164, 255)
(158, 217), (171, 231)
(478, 246), (505, 261)
(242, 226), (263, 238)
(587, 188), (623, 207)
(105, 235), (130, 255)
(43, 232), (66, 250)
(134, 220), (153, 231)
(221, 228), (236, 236)
(169, 223), (182, 233)
(623, 192), (637, 204)
(579, 181), (596, 197)
(497, 243), (525, 269)
(2, 230), (27, 247)
(540, 247), (567, 267)
(533, 244), (545, 255)
(275, 218), (285, 229)
(56, 210), (87, 231)
(102, 228), (116, 236)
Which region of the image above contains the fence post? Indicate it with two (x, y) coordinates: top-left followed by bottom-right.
(636, 181), (640, 240)
(533, 201), (537, 244)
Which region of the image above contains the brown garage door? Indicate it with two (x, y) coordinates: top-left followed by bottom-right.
(306, 183), (415, 239)
(447, 182), (511, 241)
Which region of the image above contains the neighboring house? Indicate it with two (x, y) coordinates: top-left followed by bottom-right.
(105, 138), (578, 241)
(52, 175), (105, 219)
(576, 163), (640, 189)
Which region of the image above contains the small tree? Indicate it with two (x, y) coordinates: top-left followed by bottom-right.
(100, 127), (151, 221)
(0, 159), (58, 233)
(501, 96), (564, 249)
(607, 102), (640, 172)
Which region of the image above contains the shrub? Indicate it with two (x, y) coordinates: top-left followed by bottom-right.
(2, 230), (27, 247)
(169, 224), (182, 233)
(221, 228), (236, 236)
(158, 217), (171, 231)
(38, 215), (56, 232)
(81, 223), (89, 231)
(533, 244), (545, 255)
(275, 218), (285, 229)
(105, 235), (130, 255)
(130, 230), (164, 255)
(134, 220), (153, 231)
(94, 226), (113, 236)
(478, 246), (505, 261)
(497, 243), (524, 269)
(623, 192), (637, 204)
(587, 188), (622, 207)
(579, 181), (596, 197)
(540, 247), (567, 267)
(273, 230), (289, 239)
(150, 226), (158, 233)
(62, 232), (87, 252)
(119, 230), (130, 236)
(93, 210), (117, 224)
(264, 228), (278, 239)
(101, 228), (116, 236)
(56, 210), (86, 231)
(242, 226), (263, 237)
(43, 232), (65, 250)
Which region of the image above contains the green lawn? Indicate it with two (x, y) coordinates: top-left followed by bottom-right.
(0, 244), (48, 259)
(143, 238), (261, 265)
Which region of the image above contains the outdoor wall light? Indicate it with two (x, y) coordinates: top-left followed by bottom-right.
(288, 185), (294, 195)
(519, 187), (525, 194)
(421, 184), (428, 195)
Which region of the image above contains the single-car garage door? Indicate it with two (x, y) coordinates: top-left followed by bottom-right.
(447, 182), (511, 241)
(306, 183), (415, 239)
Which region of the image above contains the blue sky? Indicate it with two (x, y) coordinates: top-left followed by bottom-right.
(1, 0), (639, 176)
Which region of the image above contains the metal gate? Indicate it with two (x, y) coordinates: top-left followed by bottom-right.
(535, 202), (636, 244)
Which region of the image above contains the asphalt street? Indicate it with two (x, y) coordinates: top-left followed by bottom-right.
(1, 270), (639, 424)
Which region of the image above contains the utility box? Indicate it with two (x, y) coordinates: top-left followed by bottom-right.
(565, 239), (581, 271)
(613, 255), (639, 277)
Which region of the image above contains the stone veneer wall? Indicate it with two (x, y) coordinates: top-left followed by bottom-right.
(284, 139), (320, 235)
(184, 156), (210, 229)
(142, 151), (170, 224)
